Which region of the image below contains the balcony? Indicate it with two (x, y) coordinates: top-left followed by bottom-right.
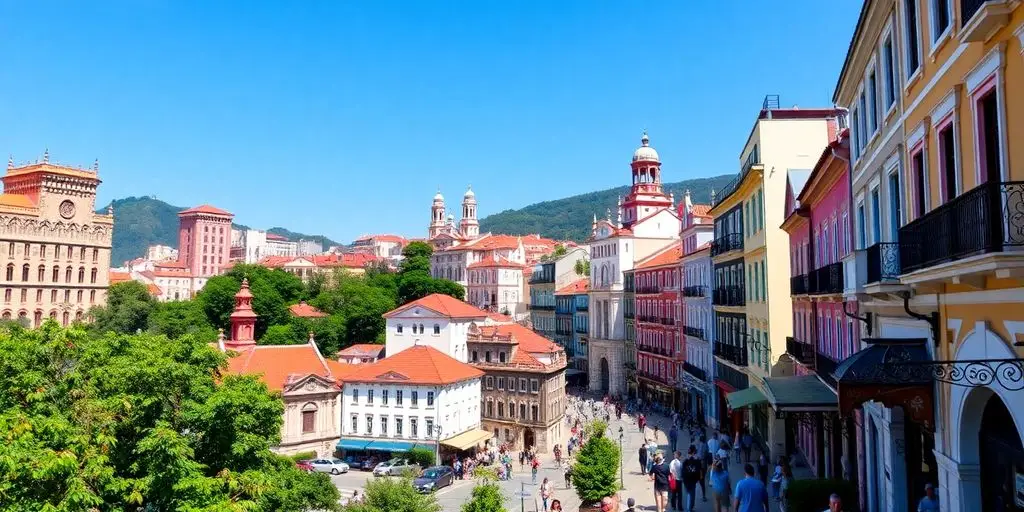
(660, 317), (676, 326)
(714, 341), (748, 366)
(576, 303), (588, 312)
(785, 336), (815, 367)
(711, 233), (744, 257)
(865, 242), (901, 284)
(575, 325), (588, 334)
(715, 361), (749, 391)
(790, 274), (808, 295)
(960, 0), (1015, 42)
(898, 181), (1024, 277)
(815, 351), (838, 390)
(682, 361), (707, 382)
(529, 304), (555, 311)
(712, 285), (745, 307)
(637, 344), (673, 358)
(684, 326), (706, 340)
(636, 285), (662, 294)
(810, 261), (844, 295)
(637, 370), (674, 387)
(624, 310), (634, 320)
(683, 285), (708, 297)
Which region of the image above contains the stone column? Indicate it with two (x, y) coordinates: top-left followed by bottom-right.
(935, 449), (980, 512)
(883, 418), (907, 512)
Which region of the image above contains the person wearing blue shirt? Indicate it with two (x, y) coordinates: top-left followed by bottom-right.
(708, 456), (731, 512)
(917, 483), (940, 512)
(733, 463), (769, 512)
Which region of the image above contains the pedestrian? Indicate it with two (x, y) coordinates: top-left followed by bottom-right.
(682, 445), (703, 512)
(531, 456), (540, 484)
(733, 432), (743, 463)
(639, 413), (647, 433)
(827, 493), (844, 512)
(550, 499), (563, 512)
(917, 483), (939, 512)
(742, 429), (754, 463)
(454, 459), (462, 480)
(623, 497), (638, 512)
(770, 456), (785, 499)
(717, 439), (731, 471)
(649, 452), (671, 512)
(540, 477), (553, 512)
(696, 436), (708, 502)
(708, 457), (731, 512)
(757, 453), (769, 485)
(647, 439), (658, 474)
(707, 431), (721, 463)
(669, 450), (684, 511)
(733, 463), (769, 512)
(520, 450), (526, 470)
(777, 464), (793, 512)
(669, 424), (679, 452)
(639, 441), (650, 475)
(563, 460), (572, 489)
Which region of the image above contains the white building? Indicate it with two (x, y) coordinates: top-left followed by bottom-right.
(145, 244), (178, 262)
(297, 238), (323, 256)
(466, 256), (525, 315)
(230, 228), (299, 263)
(351, 234), (407, 263)
(588, 132), (681, 397)
(678, 192), (716, 427)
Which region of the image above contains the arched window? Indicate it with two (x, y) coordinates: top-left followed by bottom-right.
(37, 265), (45, 282)
(65, 267), (73, 283)
(52, 266), (59, 282)
(0, 311), (8, 320)
(92, 248), (99, 263)
(508, 401), (515, 418)
(21, 264), (29, 282)
(301, 402), (318, 433)
(78, 267), (85, 283)
(418, 324), (424, 334)
(75, 310), (83, 321)
(17, 311), (27, 327)
(62, 312), (69, 326)
(433, 324), (440, 335)
(48, 310), (56, 320)
(519, 403), (526, 419)
(33, 310), (42, 327)
(4, 264), (12, 281)
(90, 268), (97, 283)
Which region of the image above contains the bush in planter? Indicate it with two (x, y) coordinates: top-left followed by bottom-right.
(573, 428), (620, 505)
(403, 447), (438, 468)
(289, 450), (317, 462)
(785, 478), (858, 512)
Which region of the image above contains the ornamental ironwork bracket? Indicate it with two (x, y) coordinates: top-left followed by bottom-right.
(740, 331), (770, 356)
(883, 359), (1024, 391)
(843, 301), (873, 337)
(900, 291), (939, 346)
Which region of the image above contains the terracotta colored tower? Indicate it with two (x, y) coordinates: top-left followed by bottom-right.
(621, 131), (672, 228)
(227, 278), (258, 347)
(459, 185), (479, 239)
(178, 204), (233, 277)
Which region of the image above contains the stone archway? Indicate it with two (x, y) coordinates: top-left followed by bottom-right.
(949, 322), (1024, 511)
(523, 428), (535, 451)
(600, 357), (610, 394)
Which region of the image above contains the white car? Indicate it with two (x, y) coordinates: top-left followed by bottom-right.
(372, 458), (419, 477)
(309, 458), (350, 475)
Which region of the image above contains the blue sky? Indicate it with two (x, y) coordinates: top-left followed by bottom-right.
(0, 1), (861, 242)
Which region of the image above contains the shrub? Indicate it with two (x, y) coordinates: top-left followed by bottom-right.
(586, 420), (609, 439)
(289, 450), (317, 462)
(403, 446), (438, 468)
(344, 476), (440, 512)
(573, 432), (620, 505)
(461, 481), (507, 512)
(785, 478), (859, 512)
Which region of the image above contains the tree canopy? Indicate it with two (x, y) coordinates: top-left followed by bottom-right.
(344, 476), (440, 512)
(461, 481), (507, 512)
(572, 423), (620, 505)
(0, 322), (339, 510)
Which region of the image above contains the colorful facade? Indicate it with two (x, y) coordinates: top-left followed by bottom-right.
(678, 191), (717, 427)
(633, 243), (683, 408)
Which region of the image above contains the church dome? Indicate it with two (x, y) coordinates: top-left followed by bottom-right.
(434, 190), (444, 202)
(464, 186), (475, 199)
(632, 132), (660, 163)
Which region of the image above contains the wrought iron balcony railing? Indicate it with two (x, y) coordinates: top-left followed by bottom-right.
(790, 274), (808, 295)
(711, 233), (744, 256)
(660, 317), (676, 326)
(684, 326), (706, 340)
(785, 336), (815, 367)
(682, 361), (707, 382)
(714, 341), (748, 366)
(715, 361), (749, 390)
(636, 285), (661, 294)
(899, 181), (1024, 274)
(811, 261), (844, 294)
(683, 285), (708, 297)
(815, 351), (839, 390)
(865, 242), (901, 284)
(529, 304), (555, 311)
(712, 285), (745, 307)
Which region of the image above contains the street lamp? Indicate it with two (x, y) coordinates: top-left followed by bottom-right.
(618, 426), (624, 489)
(430, 424), (444, 465)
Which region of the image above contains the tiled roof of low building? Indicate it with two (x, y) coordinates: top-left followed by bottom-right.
(343, 345), (483, 385)
(384, 293), (490, 320)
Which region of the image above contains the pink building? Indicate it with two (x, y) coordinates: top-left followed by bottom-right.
(178, 204), (233, 278)
(781, 129), (861, 480)
(633, 243), (683, 408)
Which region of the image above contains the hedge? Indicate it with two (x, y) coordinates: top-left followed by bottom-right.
(288, 450), (317, 462)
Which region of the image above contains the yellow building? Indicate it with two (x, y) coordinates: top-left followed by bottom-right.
(709, 97), (842, 450)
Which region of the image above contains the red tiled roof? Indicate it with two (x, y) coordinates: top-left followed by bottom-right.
(636, 244), (683, 270)
(258, 256), (297, 268)
(154, 260), (187, 269)
(289, 301), (327, 318)
(338, 344), (385, 357)
(225, 343), (337, 391)
(146, 283), (162, 296)
(0, 193), (37, 209)
(109, 270), (131, 284)
(487, 312), (514, 323)
(511, 348), (543, 367)
(152, 269), (193, 278)
(343, 345), (483, 385)
(385, 293), (490, 320)
(467, 257), (526, 269)
(690, 205), (712, 218)
(476, 323), (561, 354)
(266, 233), (289, 242)
(179, 204), (233, 216)
(555, 278), (589, 295)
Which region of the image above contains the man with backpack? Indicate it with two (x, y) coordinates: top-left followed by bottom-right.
(681, 445), (703, 512)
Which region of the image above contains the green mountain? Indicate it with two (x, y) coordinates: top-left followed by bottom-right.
(99, 197), (341, 265)
(478, 174), (735, 241)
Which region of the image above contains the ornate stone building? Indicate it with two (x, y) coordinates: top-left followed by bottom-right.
(468, 322), (567, 453)
(0, 153), (113, 326)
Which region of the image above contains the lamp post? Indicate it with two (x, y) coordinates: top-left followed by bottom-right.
(431, 424), (444, 465)
(618, 426), (624, 489)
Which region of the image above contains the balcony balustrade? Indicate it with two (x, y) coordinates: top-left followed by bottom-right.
(637, 344), (673, 358)
(714, 361), (749, 390)
(637, 370), (674, 386)
(960, 0), (1015, 42)
(713, 341), (748, 366)
(712, 285), (745, 307)
(785, 336), (815, 367)
(660, 317), (676, 326)
(790, 274), (808, 295)
(682, 361), (707, 382)
(636, 285), (661, 294)
(811, 261), (844, 294)
(711, 233), (744, 256)
(529, 304), (556, 311)
(899, 181), (1024, 275)
(865, 242), (901, 284)
(815, 351), (839, 390)
(684, 326), (705, 340)
(683, 285), (708, 297)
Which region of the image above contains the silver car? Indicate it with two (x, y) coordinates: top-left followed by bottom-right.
(309, 458), (350, 475)
(372, 458), (420, 477)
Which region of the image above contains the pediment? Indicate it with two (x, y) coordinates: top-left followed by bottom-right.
(282, 373), (339, 394)
(375, 370), (410, 381)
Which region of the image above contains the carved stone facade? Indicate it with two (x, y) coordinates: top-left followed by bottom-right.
(0, 155), (113, 325)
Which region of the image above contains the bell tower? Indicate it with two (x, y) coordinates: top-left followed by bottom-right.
(428, 190), (446, 238)
(227, 278), (258, 348)
(621, 131), (672, 228)
(459, 185), (479, 239)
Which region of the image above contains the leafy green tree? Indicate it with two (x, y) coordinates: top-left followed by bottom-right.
(89, 280), (157, 334)
(461, 481), (507, 512)
(574, 259), (591, 277)
(344, 476), (440, 512)
(261, 323), (303, 345)
(198, 265), (304, 338)
(401, 241), (433, 263)
(403, 446), (437, 468)
(431, 278), (466, 301)
(573, 426), (620, 505)
(149, 299), (217, 341)
(0, 322), (339, 510)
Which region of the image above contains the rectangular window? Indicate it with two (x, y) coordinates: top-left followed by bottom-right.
(395, 417), (403, 436)
(938, 119), (957, 203)
(486, 377), (494, 389)
(366, 415), (373, 435)
(351, 415), (358, 434)
(904, 0), (921, 77)
(427, 392), (434, 406)
(411, 418), (418, 437)
(380, 416), (388, 435)
(382, 390), (389, 405)
(530, 379), (539, 393)
(857, 203), (867, 249)
(411, 391), (418, 406)
(867, 70), (878, 134)
(851, 109), (861, 160)
(396, 390), (403, 405)
(858, 92), (868, 151)
(302, 410), (315, 433)
(351, 389), (358, 404)
(888, 170), (902, 240)
(367, 389), (374, 404)
(931, 0), (950, 42)
(911, 149), (928, 218)
(497, 377), (505, 390)
(882, 35), (896, 109)
(425, 418), (434, 437)
(519, 378), (527, 393)
(977, 89), (1002, 184)
(870, 188), (882, 245)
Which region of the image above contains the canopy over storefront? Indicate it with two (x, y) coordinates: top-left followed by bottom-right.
(336, 438), (372, 451)
(833, 338), (934, 430)
(763, 375), (838, 412)
(726, 386), (767, 410)
(366, 440), (419, 452)
(440, 429), (493, 451)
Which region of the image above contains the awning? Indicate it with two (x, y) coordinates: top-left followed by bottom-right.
(336, 438), (372, 451)
(726, 386), (768, 410)
(763, 375), (838, 412)
(565, 369), (585, 376)
(833, 338), (934, 430)
(365, 440), (419, 452)
(441, 429), (493, 451)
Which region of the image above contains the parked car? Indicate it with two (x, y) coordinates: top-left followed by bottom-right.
(295, 460), (314, 472)
(414, 466), (455, 493)
(308, 458), (350, 475)
(360, 457), (379, 470)
(372, 458), (420, 477)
